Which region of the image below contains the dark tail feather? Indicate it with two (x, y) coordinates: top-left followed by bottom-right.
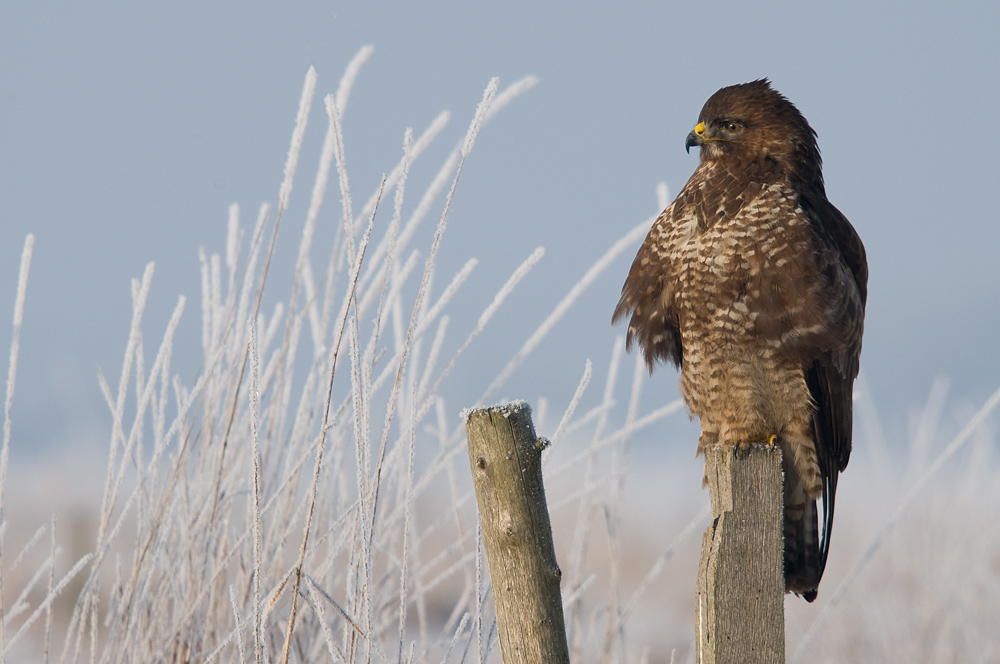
(784, 498), (822, 602)
(801, 360), (852, 600)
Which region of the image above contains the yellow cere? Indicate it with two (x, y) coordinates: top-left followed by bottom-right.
(695, 122), (706, 136)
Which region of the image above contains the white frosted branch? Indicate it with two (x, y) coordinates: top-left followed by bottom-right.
(335, 45), (374, 115)
(462, 77), (498, 157)
(415, 258), (478, 337)
(356, 110), (451, 251)
(478, 219), (651, 405)
(277, 66), (318, 217)
(656, 182), (670, 211)
(1, 553), (92, 658)
(416, 246), (544, 419)
(482, 75), (539, 126)
(1, 234), (33, 518)
(551, 359), (593, 446)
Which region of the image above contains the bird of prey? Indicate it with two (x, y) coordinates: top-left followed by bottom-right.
(613, 79), (867, 601)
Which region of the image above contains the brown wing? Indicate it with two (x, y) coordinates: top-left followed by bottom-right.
(800, 197), (867, 576)
(612, 204), (684, 372)
(613, 162), (764, 372)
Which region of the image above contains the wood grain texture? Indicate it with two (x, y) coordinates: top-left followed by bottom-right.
(697, 443), (785, 664)
(465, 403), (570, 664)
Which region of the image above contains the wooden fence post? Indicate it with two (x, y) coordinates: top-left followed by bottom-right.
(464, 402), (570, 664)
(696, 443), (785, 664)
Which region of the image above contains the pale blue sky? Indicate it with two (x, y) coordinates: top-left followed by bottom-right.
(2, 2), (999, 455)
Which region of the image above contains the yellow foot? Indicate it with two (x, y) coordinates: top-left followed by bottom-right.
(767, 433), (778, 446)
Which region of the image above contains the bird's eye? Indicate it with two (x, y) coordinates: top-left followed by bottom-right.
(724, 121), (744, 133)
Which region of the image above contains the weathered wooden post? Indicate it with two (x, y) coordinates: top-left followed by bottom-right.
(696, 443), (786, 663)
(464, 402), (570, 664)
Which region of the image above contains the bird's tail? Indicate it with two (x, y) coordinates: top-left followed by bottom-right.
(784, 497), (822, 602)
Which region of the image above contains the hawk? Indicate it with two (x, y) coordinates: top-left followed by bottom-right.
(613, 80), (867, 601)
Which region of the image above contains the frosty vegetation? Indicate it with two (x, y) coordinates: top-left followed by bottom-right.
(1, 48), (999, 663)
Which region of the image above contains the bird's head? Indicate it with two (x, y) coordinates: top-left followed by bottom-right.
(685, 79), (822, 183)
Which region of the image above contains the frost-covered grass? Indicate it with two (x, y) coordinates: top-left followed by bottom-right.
(1, 50), (999, 663)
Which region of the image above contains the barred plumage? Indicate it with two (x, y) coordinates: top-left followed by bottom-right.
(613, 79), (867, 601)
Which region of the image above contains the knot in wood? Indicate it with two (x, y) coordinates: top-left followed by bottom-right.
(500, 511), (517, 538)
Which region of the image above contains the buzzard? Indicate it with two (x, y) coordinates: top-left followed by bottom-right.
(613, 80), (867, 601)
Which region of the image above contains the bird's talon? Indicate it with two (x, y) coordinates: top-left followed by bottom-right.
(732, 440), (752, 459)
(767, 434), (778, 446)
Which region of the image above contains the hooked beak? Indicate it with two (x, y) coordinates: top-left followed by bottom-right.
(685, 121), (707, 154)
